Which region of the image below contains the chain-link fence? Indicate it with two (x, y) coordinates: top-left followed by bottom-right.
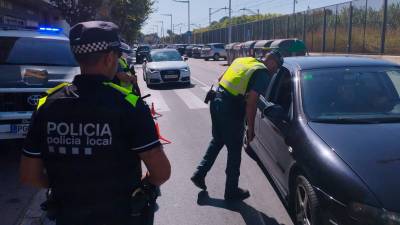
(177, 0), (400, 55)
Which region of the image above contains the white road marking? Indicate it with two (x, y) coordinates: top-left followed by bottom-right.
(191, 76), (211, 87)
(145, 90), (171, 112)
(174, 89), (208, 109)
(200, 86), (211, 92)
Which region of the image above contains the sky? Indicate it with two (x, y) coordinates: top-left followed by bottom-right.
(142, 0), (350, 35)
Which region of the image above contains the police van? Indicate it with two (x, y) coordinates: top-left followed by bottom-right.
(0, 26), (79, 140)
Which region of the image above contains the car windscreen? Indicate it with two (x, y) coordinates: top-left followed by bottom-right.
(150, 51), (182, 62)
(138, 46), (150, 52)
(301, 67), (400, 123)
(0, 37), (77, 66)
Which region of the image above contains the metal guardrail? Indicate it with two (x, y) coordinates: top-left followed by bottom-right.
(177, 0), (400, 55)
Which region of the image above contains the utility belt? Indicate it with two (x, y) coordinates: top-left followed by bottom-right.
(41, 182), (160, 225)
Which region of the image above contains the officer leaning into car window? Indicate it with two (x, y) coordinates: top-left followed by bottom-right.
(191, 50), (284, 201)
(114, 43), (142, 96)
(19, 21), (171, 225)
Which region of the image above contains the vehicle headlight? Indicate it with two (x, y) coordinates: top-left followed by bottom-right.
(147, 68), (159, 73)
(180, 67), (190, 72)
(348, 202), (400, 225)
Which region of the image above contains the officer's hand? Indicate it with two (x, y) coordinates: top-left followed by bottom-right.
(246, 128), (255, 144)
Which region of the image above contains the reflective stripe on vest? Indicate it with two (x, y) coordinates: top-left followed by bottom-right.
(118, 58), (133, 91)
(219, 57), (266, 96)
(103, 82), (139, 107)
(37, 82), (71, 110)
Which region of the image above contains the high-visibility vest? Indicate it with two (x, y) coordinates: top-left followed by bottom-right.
(118, 57), (133, 91)
(219, 57), (266, 96)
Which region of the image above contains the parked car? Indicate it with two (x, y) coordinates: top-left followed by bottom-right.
(246, 56), (400, 225)
(136, 45), (151, 64)
(142, 49), (190, 87)
(201, 43), (227, 61)
(0, 26), (79, 140)
(185, 45), (194, 57)
(192, 44), (204, 58)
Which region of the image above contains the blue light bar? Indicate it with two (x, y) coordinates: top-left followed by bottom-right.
(38, 27), (62, 32)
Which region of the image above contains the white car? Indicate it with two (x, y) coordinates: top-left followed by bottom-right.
(143, 49), (191, 86)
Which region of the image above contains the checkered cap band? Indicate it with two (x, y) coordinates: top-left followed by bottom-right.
(71, 41), (110, 54)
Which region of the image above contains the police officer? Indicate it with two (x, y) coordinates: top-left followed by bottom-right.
(20, 21), (171, 225)
(191, 50), (283, 200)
(115, 43), (142, 96)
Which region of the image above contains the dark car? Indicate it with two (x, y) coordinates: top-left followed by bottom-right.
(247, 56), (400, 225)
(176, 44), (188, 56)
(136, 45), (151, 64)
(185, 45), (194, 57)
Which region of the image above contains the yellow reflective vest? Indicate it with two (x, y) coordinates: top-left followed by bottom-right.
(118, 57), (133, 91)
(219, 57), (266, 96)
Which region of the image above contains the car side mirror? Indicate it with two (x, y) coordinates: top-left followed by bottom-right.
(263, 104), (288, 122)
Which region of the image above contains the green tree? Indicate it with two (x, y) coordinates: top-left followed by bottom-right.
(110, 0), (155, 43)
(50, 0), (103, 25)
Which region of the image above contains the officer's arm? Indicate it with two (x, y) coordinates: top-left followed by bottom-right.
(20, 156), (49, 188)
(139, 145), (171, 186)
(246, 90), (259, 140)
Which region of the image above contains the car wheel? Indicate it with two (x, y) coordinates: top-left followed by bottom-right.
(293, 175), (322, 225)
(213, 54), (220, 61)
(204, 58), (209, 61)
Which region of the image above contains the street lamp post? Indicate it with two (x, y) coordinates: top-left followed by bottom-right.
(173, 0), (190, 43)
(228, 0), (232, 44)
(156, 20), (164, 43)
(161, 13), (173, 43)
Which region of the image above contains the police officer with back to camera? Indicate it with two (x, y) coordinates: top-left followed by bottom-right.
(20, 21), (171, 225)
(192, 50), (284, 201)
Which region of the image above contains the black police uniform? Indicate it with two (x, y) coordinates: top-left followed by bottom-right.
(22, 21), (161, 225)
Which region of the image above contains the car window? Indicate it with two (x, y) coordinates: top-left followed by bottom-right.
(150, 51), (182, 62)
(301, 67), (400, 122)
(269, 68), (293, 114)
(0, 37), (77, 66)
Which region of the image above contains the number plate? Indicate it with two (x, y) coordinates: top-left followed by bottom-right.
(165, 75), (178, 79)
(11, 124), (30, 135)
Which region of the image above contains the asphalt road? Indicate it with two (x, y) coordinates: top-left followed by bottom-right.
(139, 58), (294, 225)
(0, 140), (37, 225)
(1, 58), (293, 225)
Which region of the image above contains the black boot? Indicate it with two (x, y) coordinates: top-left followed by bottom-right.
(224, 188), (250, 201)
(190, 173), (207, 190)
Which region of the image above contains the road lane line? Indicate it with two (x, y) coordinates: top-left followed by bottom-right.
(191, 76), (211, 87)
(174, 89), (208, 109)
(145, 90), (170, 112)
(200, 86), (210, 92)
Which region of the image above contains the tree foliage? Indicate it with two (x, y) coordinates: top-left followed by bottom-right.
(194, 13), (279, 33)
(50, 0), (154, 43)
(50, 0), (103, 26)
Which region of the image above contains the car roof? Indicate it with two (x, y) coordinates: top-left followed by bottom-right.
(207, 43), (223, 45)
(284, 56), (399, 70)
(151, 49), (180, 53)
(0, 29), (69, 41)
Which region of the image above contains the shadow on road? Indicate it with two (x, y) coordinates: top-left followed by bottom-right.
(148, 83), (196, 90)
(197, 191), (285, 225)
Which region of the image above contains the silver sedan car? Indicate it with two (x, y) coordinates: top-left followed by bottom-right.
(142, 49), (191, 86)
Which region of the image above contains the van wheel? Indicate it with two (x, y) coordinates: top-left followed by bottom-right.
(213, 54), (220, 61)
(292, 175), (322, 225)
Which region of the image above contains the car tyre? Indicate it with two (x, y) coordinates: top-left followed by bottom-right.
(204, 58), (209, 61)
(213, 54), (220, 61)
(292, 175), (322, 225)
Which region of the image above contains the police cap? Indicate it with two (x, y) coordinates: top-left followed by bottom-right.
(69, 21), (123, 56)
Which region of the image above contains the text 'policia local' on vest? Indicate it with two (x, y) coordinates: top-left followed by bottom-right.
(219, 57), (266, 96)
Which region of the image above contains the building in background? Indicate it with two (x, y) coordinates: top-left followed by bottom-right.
(0, 0), (65, 28)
